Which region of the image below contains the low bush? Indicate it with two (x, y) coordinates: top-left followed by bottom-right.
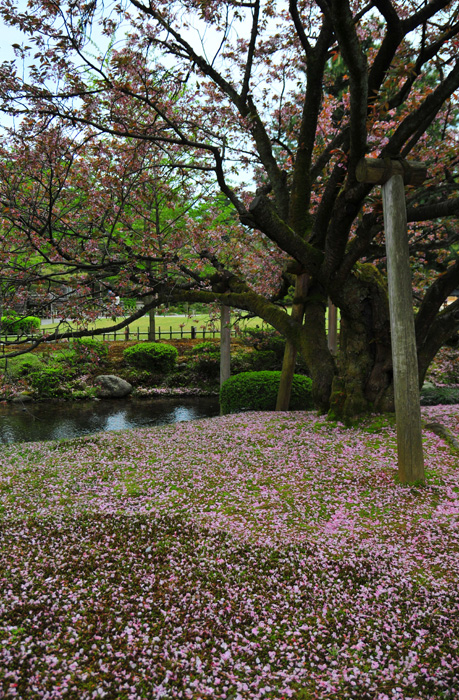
(0, 354), (45, 379)
(28, 365), (74, 398)
(241, 327), (286, 360)
(186, 342), (219, 379)
(1, 314), (41, 335)
(228, 350), (279, 375)
(53, 349), (78, 365)
(123, 342), (178, 374)
(220, 371), (313, 415)
(191, 341), (219, 355)
(72, 338), (109, 364)
(241, 328), (309, 374)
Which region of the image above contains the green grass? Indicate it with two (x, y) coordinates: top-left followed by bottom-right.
(40, 313), (266, 339)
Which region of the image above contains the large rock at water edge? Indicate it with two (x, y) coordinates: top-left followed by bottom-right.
(94, 375), (132, 399)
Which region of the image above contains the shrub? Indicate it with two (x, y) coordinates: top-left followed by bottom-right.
(228, 349), (280, 375)
(72, 338), (109, 364)
(0, 353), (45, 379)
(192, 353), (220, 378)
(185, 341), (219, 378)
(123, 342), (178, 373)
(1, 314), (40, 335)
(53, 349), (78, 364)
(28, 365), (73, 398)
(192, 341), (219, 355)
(241, 327), (286, 360)
(220, 371), (313, 414)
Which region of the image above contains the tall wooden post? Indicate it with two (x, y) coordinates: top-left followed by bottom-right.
(220, 305), (231, 387)
(145, 294), (156, 340)
(328, 300), (338, 355)
(357, 158), (426, 483)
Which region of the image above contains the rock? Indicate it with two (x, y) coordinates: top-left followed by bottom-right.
(94, 375), (132, 399)
(11, 392), (34, 404)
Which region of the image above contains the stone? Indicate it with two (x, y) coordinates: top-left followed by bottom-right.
(11, 392), (34, 404)
(94, 375), (132, 399)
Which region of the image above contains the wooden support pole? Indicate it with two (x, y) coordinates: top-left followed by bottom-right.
(357, 158), (425, 484)
(220, 305), (231, 387)
(327, 300), (338, 355)
(145, 295), (156, 341)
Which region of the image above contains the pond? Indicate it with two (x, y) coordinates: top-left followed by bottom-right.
(0, 396), (220, 444)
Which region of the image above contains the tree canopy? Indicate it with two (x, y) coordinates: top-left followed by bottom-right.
(0, 0), (458, 417)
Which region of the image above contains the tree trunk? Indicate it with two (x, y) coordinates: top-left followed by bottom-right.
(296, 283), (335, 413)
(148, 308), (156, 341)
(145, 295), (156, 341)
(276, 273), (309, 410)
(329, 265), (394, 421)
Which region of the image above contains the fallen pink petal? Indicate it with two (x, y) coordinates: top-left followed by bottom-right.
(0, 407), (458, 698)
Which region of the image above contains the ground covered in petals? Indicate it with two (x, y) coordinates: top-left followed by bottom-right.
(0, 407), (458, 699)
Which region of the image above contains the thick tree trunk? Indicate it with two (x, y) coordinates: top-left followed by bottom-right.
(296, 284), (335, 413)
(329, 265), (394, 421)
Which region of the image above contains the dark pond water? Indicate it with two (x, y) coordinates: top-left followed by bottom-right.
(0, 396), (220, 444)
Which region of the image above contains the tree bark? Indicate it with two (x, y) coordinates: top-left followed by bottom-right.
(276, 273), (309, 410)
(329, 265), (393, 420)
(148, 307), (156, 341)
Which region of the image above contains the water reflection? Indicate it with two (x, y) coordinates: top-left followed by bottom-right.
(0, 397), (220, 444)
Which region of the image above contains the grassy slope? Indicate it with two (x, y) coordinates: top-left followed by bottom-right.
(0, 407), (458, 699)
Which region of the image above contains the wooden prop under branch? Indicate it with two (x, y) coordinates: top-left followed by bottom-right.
(357, 157), (426, 484)
(356, 157), (427, 187)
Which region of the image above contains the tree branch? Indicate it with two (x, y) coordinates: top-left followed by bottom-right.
(329, 0), (368, 175)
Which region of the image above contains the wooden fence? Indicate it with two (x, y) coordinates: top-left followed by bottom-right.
(0, 325), (238, 348)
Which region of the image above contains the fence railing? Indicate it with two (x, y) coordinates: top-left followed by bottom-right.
(0, 325), (239, 348)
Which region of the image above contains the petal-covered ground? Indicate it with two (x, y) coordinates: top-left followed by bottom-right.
(0, 407), (458, 699)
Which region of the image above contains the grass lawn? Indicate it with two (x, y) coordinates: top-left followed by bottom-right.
(0, 407), (458, 698)
(40, 314), (266, 340)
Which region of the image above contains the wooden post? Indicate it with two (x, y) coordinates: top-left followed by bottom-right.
(357, 158), (426, 483)
(220, 305), (231, 387)
(328, 300), (338, 355)
(276, 273), (309, 410)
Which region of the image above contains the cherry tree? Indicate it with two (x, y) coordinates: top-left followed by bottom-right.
(0, 124), (281, 350)
(1, 0), (459, 418)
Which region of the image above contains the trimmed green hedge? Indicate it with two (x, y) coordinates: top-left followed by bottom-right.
(1, 314), (40, 334)
(123, 342), (178, 374)
(220, 371), (313, 415)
